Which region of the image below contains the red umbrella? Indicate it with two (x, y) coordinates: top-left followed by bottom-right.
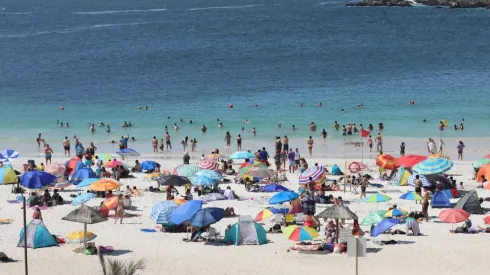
(483, 216), (490, 225)
(396, 154), (427, 168)
(376, 154), (399, 170)
(438, 209), (470, 223)
(484, 154), (490, 159)
(198, 159), (219, 170)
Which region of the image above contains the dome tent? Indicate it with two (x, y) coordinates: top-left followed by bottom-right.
(454, 190), (484, 214)
(18, 219), (57, 249)
(224, 215), (267, 245)
(431, 190), (451, 208)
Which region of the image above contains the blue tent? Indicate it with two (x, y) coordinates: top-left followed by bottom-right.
(224, 215), (267, 245)
(71, 167), (97, 185)
(141, 161), (160, 172)
(262, 184), (289, 192)
(331, 164), (342, 175)
(18, 219), (57, 249)
(370, 219), (399, 237)
(431, 190), (451, 208)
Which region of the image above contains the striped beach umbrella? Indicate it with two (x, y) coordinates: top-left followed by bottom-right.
(246, 167), (274, 178)
(71, 193), (97, 206)
(196, 169), (222, 181)
(361, 210), (387, 226)
(283, 225), (319, 241)
(116, 148), (140, 157)
(399, 191), (423, 201)
(96, 154), (113, 161)
(384, 208), (408, 218)
(363, 193), (392, 204)
(229, 151), (254, 160)
(254, 208), (275, 222)
(0, 166), (18, 184)
(376, 154), (399, 170)
(198, 159), (219, 170)
(191, 176), (214, 186)
(102, 196), (119, 210)
(51, 178), (72, 189)
(473, 158), (490, 169)
(0, 149), (19, 162)
(407, 174), (430, 187)
(174, 164), (201, 179)
(412, 158), (453, 175)
(298, 166), (326, 185)
(45, 163), (66, 177)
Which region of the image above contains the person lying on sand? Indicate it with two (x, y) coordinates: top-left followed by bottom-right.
(224, 207), (236, 217)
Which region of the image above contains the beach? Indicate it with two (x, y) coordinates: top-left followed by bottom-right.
(1, 154), (490, 275)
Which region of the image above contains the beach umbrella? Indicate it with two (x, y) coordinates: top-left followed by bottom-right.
(316, 204), (359, 220)
(0, 149), (19, 162)
(412, 158), (453, 175)
(484, 154), (490, 159)
(62, 205), (107, 250)
(384, 208), (407, 218)
(104, 160), (123, 168)
(361, 210), (387, 226)
(283, 225), (319, 241)
(45, 163), (65, 177)
(170, 200), (203, 225)
(143, 172), (163, 181)
(116, 148), (140, 157)
(174, 164), (201, 178)
(269, 191), (299, 204)
(476, 164), (490, 182)
(71, 193), (97, 206)
(101, 196), (119, 210)
(298, 166), (326, 185)
(65, 158), (86, 175)
(19, 171), (57, 189)
(77, 178), (99, 188)
(246, 167), (274, 178)
(67, 231), (97, 243)
(370, 219), (399, 237)
(399, 192), (423, 201)
(158, 175), (191, 187)
(89, 179), (121, 191)
(191, 176), (215, 186)
(254, 208), (276, 221)
(363, 193), (392, 204)
(376, 154), (399, 170)
(150, 201), (179, 224)
(190, 207), (225, 227)
(239, 163), (268, 176)
(96, 154), (112, 161)
(473, 159), (490, 169)
(196, 169), (222, 181)
(50, 178), (72, 189)
(198, 159), (219, 170)
(71, 167), (97, 184)
(141, 161), (160, 171)
(172, 198), (187, 205)
(438, 209), (470, 224)
(229, 151), (254, 160)
(483, 216), (490, 225)
(0, 166), (18, 185)
(396, 154), (427, 168)
(407, 174), (430, 187)
(263, 183), (289, 192)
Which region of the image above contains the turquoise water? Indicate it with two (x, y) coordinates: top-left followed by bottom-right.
(1, 0), (490, 155)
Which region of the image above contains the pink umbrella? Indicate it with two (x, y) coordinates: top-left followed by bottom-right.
(198, 159), (219, 170)
(439, 209), (470, 223)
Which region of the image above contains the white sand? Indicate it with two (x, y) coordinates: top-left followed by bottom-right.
(1, 156), (490, 275)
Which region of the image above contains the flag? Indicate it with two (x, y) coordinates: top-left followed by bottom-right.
(361, 129), (370, 138)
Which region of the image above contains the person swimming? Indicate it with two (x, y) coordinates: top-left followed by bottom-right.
(333, 121), (339, 130)
(98, 122), (105, 127)
(341, 108), (344, 114)
(60, 122), (64, 128)
(138, 106), (142, 110)
(173, 123), (179, 131)
(300, 102), (304, 107)
(252, 127), (257, 135)
(218, 123), (223, 128)
(122, 121), (128, 128)
(368, 124), (373, 130)
(60, 105), (64, 110)
(145, 105), (149, 110)
(423, 119), (427, 123)
(243, 119), (250, 124)
(292, 125), (296, 131)
(131, 137), (136, 141)
(106, 125), (111, 133)
(189, 120), (193, 124)
(201, 125), (207, 132)
(378, 123), (384, 131)
(241, 127), (245, 132)
(180, 118), (183, 123)
(66, 123), (69, 128)
(278, 123), (281, 128)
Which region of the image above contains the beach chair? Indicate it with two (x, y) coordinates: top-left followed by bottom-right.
(285, 214), (295, 226)
(206, 227), (221, 242)
(295, 213), (305, 226)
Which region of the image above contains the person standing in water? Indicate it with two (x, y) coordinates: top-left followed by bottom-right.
(236, 134), (242, 150)
(367, 135), (373, 152)
(36, 133), (42, 147)
(165, 132), (172, 150)
(224, 132), (231, 148)
(321, 129), (327, 140)
(375, 133), (383, 152)
(307, 136), (314, 157)
(63, 136), (70, 157)
(152, 136), (158, 153)
(439, 138), (446, 154)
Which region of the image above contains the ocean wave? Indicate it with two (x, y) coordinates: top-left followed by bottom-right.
(0, 12), (33, 15)
(73, 8), (166, 15)
(319, 1), (343, 5)
(0, 22), (151, 39)
(188, 4), (261, 11)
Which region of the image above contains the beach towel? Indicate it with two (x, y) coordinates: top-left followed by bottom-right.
(140, 228), (157, 233)
(0, 219), (13, 224)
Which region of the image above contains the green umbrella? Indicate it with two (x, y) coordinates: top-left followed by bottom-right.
(239, 163), (268, 176)
(361, 210), (387, 226)
(174, 165), (201, 179)
(473, 158), (490, 169)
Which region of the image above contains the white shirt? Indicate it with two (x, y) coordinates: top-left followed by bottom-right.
(224, 189), (234, 200)
(294, 151), (300, 161)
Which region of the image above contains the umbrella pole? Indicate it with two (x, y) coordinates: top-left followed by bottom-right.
(83, 223), (87, 251)
(23, 195), (29, 275)
(336, 218), (339, 244)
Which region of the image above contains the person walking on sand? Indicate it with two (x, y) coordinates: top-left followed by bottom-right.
(439, 138), (446, 154)
(457, 141), (465, 160)
(367, 135), (373, 152)
(375, 133), (383, 152)
(63, 136), (70, 157)
(152, 136), (158, 153)
(283, 135), (289, 151)
(288, 148), (295, 173)
(236, 134), (242, 150)
(36, 133), (42, 147)
(400, 142), (405, 156)
(224, 131), (231, 148)
(422, 188), (430, 222)
(360, 175), (369, 199)
(114, 194), (125, 224)
(44, 144), (53, 165)
(307, 136), (314, 157)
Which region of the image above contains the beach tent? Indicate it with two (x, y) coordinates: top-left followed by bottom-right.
(224, 215), (267, 245)
(395, 167), (411, 186)
(454, 190), (484, 214)
(431, 190), (451, 208)
(65, 158), (86, 175)
(0, 166), (18, 184)
(17, 219), (57, 249)
(331, 164), (342, 175)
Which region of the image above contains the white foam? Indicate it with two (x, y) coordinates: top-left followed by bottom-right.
(188, 4), (260, 11)
(73, 8), (166, 15)
(0, 12), (33, 14)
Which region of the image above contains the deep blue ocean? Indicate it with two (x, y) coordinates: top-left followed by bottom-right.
(1, 0), (490, 155)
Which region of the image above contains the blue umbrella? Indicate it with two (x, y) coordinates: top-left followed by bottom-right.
(370, 219), (399, 237)
(190, 207), (225, 227)
(71, 193), (97, 206)
(268, 207), (289, 214)
(407, 174), (430, 187)
(19, 171), (57, 189)
(269, 191), (299, 204)
(263, 184), (290, 192)
(170, 200), (203, 225)
(77, 178), (99, 188)
(116, 148), (140, 157)
(150, 201), (179, 224)
(71, 167), (98, 184)
(229, 151), (254, 160)
(0, 149), (19, 162)
(196, 169), (222, 181)
(412, 158), (453, 175)
(191, 176), (215, 186)
(141, 161), (160, 171)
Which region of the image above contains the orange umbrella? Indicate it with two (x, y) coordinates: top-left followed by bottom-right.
(172, 198), (187, 206)
(105, 160), (123, 168)
(90, 179), (121, 191)
(476, 164), (490, 182)
(375, 154), (399, 170)
(102, 196), (119, 210)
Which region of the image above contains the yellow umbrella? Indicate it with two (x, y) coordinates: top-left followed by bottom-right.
(67, 231), (96, 242)
(384, 208), (408, 218)
(90, 179), (121, 191)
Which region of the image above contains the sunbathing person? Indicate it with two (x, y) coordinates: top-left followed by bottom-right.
(224, 207), (236, 217)
(131, 186), (142, 196)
